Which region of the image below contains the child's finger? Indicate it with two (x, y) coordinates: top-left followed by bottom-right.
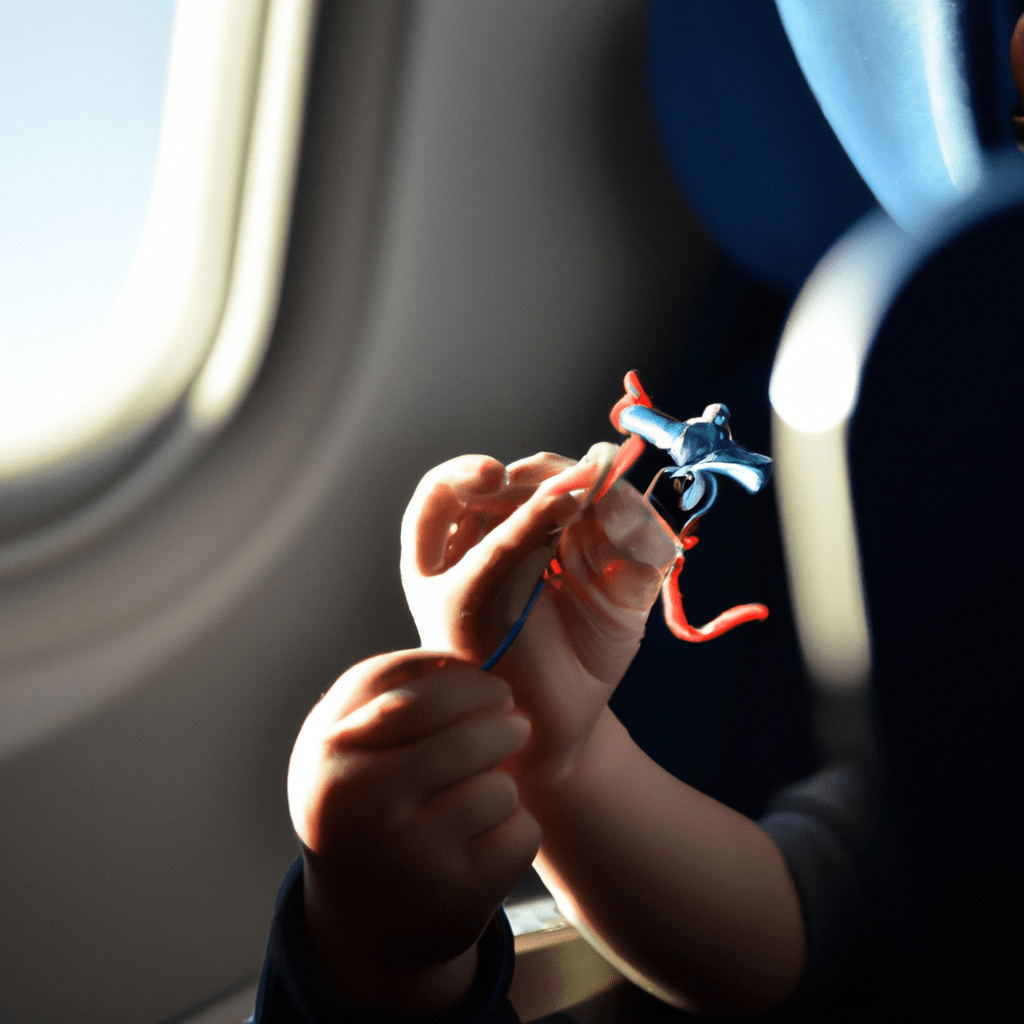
(400, 452), (587, 583)
(502, 451), (577, 496)
(591, 477), (680, 573)
(465, 802), (542, 890)
(330, 670), (514, 750)
(559, 520), (666, 621)
(437, 453), (585, 576)
(402, 709), (532, 800)
(446, 445), (616, 640)
(423, 769), (521, 843)
(556, 478), (678, 622)
(490, 443), (618, 547)
(310, 650), (479, 726)
(401, 455), (509, 578)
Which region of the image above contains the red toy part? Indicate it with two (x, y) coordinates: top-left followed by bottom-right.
(660, 556), (768, 642)
(595, 370), (653, 503)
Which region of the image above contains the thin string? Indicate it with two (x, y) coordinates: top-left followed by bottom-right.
(481, 576), (547, 671)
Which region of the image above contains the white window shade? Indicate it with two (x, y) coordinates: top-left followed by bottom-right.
(0, 0), (315, 560)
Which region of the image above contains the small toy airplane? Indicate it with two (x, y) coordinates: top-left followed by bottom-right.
(482, 372), (772, 669)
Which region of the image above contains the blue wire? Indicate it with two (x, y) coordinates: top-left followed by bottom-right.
(481, 576), (547, 671)
(481, 474), (664, 671)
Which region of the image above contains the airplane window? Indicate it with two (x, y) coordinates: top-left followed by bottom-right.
(0, 0), (313, 558)
(0, 0), (174, 465)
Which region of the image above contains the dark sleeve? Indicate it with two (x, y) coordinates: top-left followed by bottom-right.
(758, 761), (883, 1012)
(250, 858), (520, 1024)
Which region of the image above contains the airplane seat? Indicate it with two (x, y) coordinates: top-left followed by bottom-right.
(644, 0), (875, 295)
(848, 191), (1024, 1018)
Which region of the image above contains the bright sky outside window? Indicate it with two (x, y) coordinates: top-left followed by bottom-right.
(0, 0), (175, 463)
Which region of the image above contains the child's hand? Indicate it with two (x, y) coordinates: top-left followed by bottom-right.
(288, 650), (540, 1012)
(400, 449), (678, 792)
(398, 453), (807, 1018)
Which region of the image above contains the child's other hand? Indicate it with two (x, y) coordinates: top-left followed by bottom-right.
(400, 449), (678, 792)
(288, 651), (539, 1012)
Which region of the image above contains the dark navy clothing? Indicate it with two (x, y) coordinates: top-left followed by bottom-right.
(845, 188), (1024, 1022)
(250, 858), (519, 1024)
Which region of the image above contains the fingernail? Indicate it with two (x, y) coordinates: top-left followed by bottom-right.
(453, 462), (508, 500)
